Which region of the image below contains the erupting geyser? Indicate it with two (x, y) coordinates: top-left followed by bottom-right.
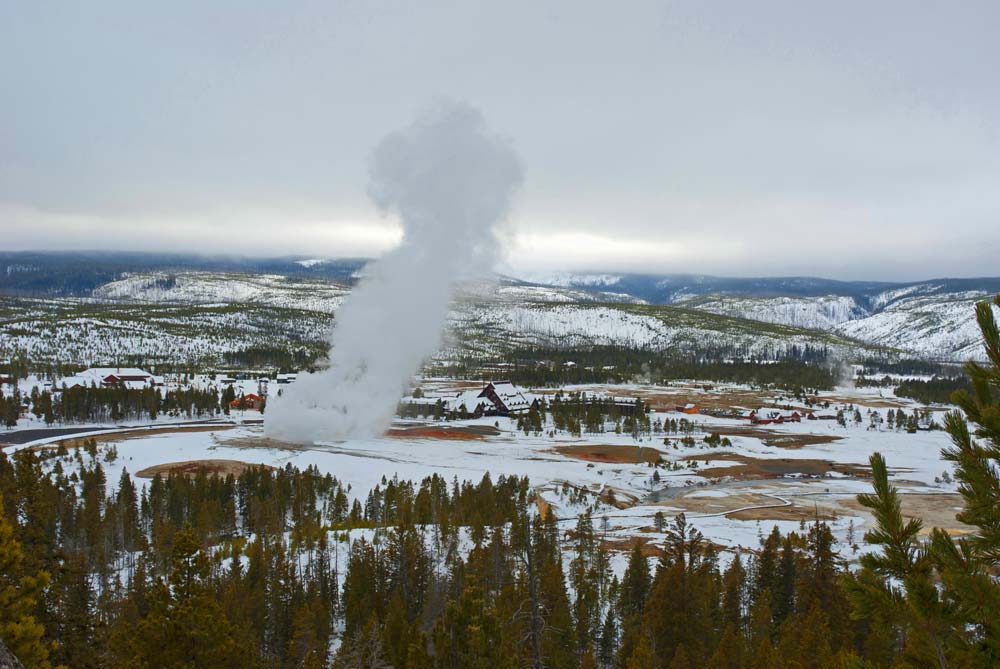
(265, 100), (523, 443)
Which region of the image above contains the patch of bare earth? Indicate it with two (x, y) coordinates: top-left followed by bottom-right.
(220, 435), (308, 450)
(601, 536), (665, 558)
(554, 444), (663, 464)
(654, 490), (780, 515)
(136, 459), (273, 479)
(698, 453), (868, 481)
(51, 425), (234, 451)
(696, 426), (843, 450)
(726, 501), (838, 522)
(386, 425), (498, 440)
(839, 493), (975, 537)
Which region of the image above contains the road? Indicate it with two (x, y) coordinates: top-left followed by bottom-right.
(0, 419), (242, 446)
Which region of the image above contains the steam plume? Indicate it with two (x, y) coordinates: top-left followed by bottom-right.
(266, 100), (522, 443)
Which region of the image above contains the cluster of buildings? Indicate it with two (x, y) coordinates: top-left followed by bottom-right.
(407, 381), (539, 418)
(405, 382), (653, 419)
(743, 408), (834, 424)
(47, 367), (278, 413)
(58, 367), (164, 391)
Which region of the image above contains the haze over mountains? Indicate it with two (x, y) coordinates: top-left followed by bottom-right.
(2, 251), (998, 363)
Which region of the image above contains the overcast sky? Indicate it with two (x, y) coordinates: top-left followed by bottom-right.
(2, 1), (998, 280)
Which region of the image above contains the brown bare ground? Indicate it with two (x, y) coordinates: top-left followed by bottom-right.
(727, 502), (838, 522)
(386, 425), (497, 440)
(699, 454), (868, 481)
(839, 493), (976, 537)
(654, 490), (781, 515)
(601, 536), (665, 558)
(135, 459), (273, 479)
(722, 490), (975, 532)
(554, 444), (663, 464)
(52, 425), (234, 451)
(701, 426), (843, 449)
(220, 435), (308, 451)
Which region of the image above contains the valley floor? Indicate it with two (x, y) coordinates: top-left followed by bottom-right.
(7, 380), (963, 573)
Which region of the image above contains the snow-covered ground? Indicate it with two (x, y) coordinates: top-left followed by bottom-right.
(8, 381), (964, 570)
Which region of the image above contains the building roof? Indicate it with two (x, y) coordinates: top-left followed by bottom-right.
(229, 393), (264, 407)
(749, 408), (801, 420)
(80, 367), (152, 380)
(448, 390), (489, 413)
(480, 381), (533, 412)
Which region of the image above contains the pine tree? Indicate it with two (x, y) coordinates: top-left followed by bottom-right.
(625, 637), (653, 669)
(933, 293), (1000, 661)
(668, 643), (691, 669)
(0, 494), (57, 669)
(114, 528), (251, 668)
(618, 543), (650, 618)
(721, 555), (746, 634)
(707, 623), (743, 669)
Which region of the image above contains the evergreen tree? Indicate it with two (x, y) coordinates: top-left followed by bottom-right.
(114, 529), (252, 668)
(618, 543), (650, 619)
(0, 493), (56, 669)
(848, 297), (1000, 664)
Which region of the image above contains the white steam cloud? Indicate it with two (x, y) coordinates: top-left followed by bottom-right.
(265, 100), (522, 443)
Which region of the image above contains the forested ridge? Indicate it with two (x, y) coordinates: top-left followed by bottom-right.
(444, 346), (839, 391)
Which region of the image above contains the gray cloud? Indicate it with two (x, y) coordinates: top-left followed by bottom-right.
(2, 1), (998, 280)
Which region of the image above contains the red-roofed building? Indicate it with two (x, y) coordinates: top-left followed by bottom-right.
(229, 393), (265, 412)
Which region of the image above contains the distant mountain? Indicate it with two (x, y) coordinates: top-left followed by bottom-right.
(0, 251), (368, 296)
(2, 252), (998, 362)
(510, 271), (1000, 360)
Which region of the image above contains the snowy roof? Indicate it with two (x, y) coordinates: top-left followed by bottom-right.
(750, 408), (801, 419)
(80, 367), (152, 380)
(448, 390), (489, 412)
(58, 376), (91, 389)
(480, 382), (533, 412)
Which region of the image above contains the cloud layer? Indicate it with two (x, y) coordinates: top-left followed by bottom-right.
(2, 1), (997, 280)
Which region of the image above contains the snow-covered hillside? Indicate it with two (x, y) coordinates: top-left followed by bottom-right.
(678, 294), (868, 330)
(92, 272), (350, 314)
(671, 286), (997, 361)
(5, 267), (997, 365)
(835, 291), (998, 361)
(448, 302), (875, 360)
(0, 297), (333, 365)
(511, 271), (624, 288)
